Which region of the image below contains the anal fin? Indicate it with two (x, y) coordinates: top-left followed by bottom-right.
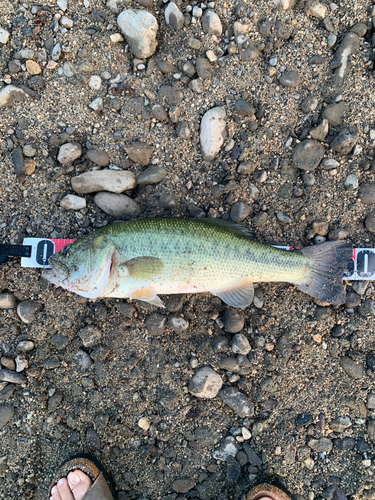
(130, 286), (165, 308)
(210, 281), (254, 309)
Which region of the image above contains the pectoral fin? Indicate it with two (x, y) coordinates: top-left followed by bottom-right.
(121, 256), (164, 279)
(130, 286), (165, 307)
(210, 281), (254, 309)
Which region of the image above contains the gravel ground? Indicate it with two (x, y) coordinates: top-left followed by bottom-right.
(1, 0), (375, 499)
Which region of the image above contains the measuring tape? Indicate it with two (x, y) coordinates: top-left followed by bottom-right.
(0, 237), (367, 282)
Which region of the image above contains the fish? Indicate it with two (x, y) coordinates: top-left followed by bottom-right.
(42, 217), (353, 308)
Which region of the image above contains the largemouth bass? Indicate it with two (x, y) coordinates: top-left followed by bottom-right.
(43, 218), (352, 308)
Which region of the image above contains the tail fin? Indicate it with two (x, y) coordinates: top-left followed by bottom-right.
(297, 241), (353, 305)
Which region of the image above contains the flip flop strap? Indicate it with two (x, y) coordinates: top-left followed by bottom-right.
(82, 472), (114, 500)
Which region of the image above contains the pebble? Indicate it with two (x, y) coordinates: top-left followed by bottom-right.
(189, 78), (204, 93)
(352, 281), (368, 295)
(279, 70), (300, 88)
(137, 165), (167, 185)
(0, 405), (14, 430)
(223, 308), (244, 333)
(172, 479), (195, 493)
(230, 201), (251, 223)
(50, 334), (69, 350)
(272, 0), (295, 10)
(60, 16), (73, 28)
(58, 143), (82, 165)
(0, 293), (15, 309)
(86, 428), (101, 451)
(330, 416), (351, 433)
(327, 34), (337, 48)
(125, 142), (154, 166)
(219, 387), (254, 417)
(117, 9), (158, 58)
(87, 149), (110, 166)
(344, 174), (358, 191)
(48, 392), (63, 413)
(89, 97), (103, 112)
(358, 299), (375, 317)
(234, 99), (255, 116)
(57, 0), (67, 10)
(212, 436), (238, 461)
(72, 170), (136, 194)
(305, 0), (327, 18)
(196, 58), (212, 79)
(15, 356), (28, 372)
(165, 2), (184, 31)
(237, 161), (256, 175)
(152, 104), (168, 121)
(17, 341), (34, 353)
(88, 76), (102, 91)
(308, 437), (333, 453)
(236, 35), (260, 61)
(200, 107), (226, 162)
(292, 139), (324, 171)
(145, 313), (167, 336)
(320, 158), (339, 170)
(310, 119), (329, 141)
(340, 356), (364, 379)
(17, 300), (40, 324)
(323, 102), (349, 127)
(138, 417), (151, 431)
(201, 10), (222, 36)
(79, 325), (102, 348)
(365, 211), (375, 233)
(52, 43), (61, 61)
(0, 369), (26, 384)
(0, 85), (29, 109)
(330, 33), (360, 88)
(367, 420), (375, 445)
(188, 37), (201, 50)
(345, 291), (361, 308)
(60, 194), (86, 210)
(331, 127), (359, 155)
(26, 60), (41, 75)
(231, 334), (251, 355)
(367, 393), (375, 409)
(158, 85), (183, 105)
(301, 95), (318, 113)
(73, 349), (93, 370)
(192, 6), (203, 18)
(0, 27), (10, 44)
(359, 183), (375, 204)
(188, 366), (223, 399)
(110, 33), (124, 43)
(176, 121), (191, 139)
(168, 315), (189, 332)
(94, 192), (141, 218)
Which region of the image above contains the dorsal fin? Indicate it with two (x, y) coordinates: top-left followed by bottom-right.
(202, 218), (253, 238)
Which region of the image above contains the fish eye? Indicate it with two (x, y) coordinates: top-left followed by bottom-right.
(61, 246), (70, 257)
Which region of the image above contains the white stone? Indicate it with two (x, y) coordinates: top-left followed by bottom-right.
(0, 293), (15, 309)
(213, 437), (238, 460)
(201, 10), (222, 36)
(200, 107), (226, 162)
(206, 49), (217, 62)
(89, 75), (102, 90)
(165, 2), (185, 31)
(233, 22), (249, 35)
(117, 9), (158, 58)
(110, 33), (124, 43)
(188, 366), (223, 399)
(305, 0), (328, 18)
(57, 142), (82, 165)
(192, 6), (202, 18)
(0, 85), (29, 109)
(60, 16), (73, 28)
(138, 417), (150, 431)
(71, 169), (136, 194)
(272, 0), (295, 9)
(93, 192), (141, 218)
(242, 427), (251, 440)
(0, 28), (10, 44)
(57, 0), (68, 11)
(60, 194), (86, 210)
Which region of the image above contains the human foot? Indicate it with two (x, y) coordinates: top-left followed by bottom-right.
(48, 456), (114, 500)
(50, 469), (92, 500)
(244, 480), (293, 500)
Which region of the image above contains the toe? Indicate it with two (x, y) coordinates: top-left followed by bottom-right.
(50, 483), (63, 500)
(56, 478), (75, 500)
(67, 470), (92, 500)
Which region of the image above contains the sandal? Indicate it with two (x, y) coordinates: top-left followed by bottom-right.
(48, 454), (115, 500)
(243, 479), (295, 500)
